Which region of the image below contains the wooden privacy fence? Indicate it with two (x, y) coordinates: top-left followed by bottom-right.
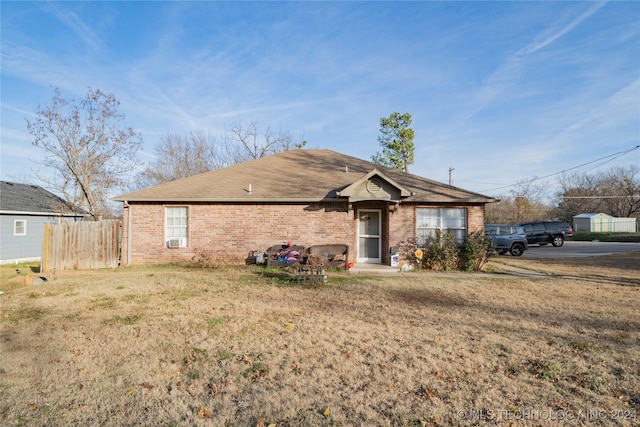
(42, 220), (120, 273)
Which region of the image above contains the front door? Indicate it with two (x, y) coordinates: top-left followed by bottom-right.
(357, 209), (381, 263)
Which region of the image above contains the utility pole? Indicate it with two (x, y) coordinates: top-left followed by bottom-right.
(448, 167), (454, 186)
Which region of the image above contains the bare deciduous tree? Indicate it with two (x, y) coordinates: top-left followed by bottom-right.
(485, 198), (551, 224)
(27, 87), (142, 219)
(224, 120), (306, 163)
(485, 177), (550, 224)
(553, 172), (603, 221)
(553, 165), (640, 220)
(509, 177), (549, 223)
(138, 120), (307, 187)
(484, 196), (516, 224)
(599, 165), (640, 218)
(138, 131), (232, 187)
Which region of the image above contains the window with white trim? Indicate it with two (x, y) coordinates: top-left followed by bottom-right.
(14, 220), (26, 236)
(165, 207), (188, 247)
(416, 208), (467, 246)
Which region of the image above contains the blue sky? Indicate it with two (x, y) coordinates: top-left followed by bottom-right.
(2, 1), (639, 199)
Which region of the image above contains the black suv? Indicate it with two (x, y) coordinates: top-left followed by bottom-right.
(517, 221), (573, 247)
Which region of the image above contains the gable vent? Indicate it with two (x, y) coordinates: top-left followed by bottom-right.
(367, 178), (383, 194)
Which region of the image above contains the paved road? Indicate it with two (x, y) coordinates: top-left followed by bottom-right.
(522, 240), (640, 259)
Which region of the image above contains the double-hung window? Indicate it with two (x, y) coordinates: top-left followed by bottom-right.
(165, 207), (188, 247)
(416, 208), (467, 246)
(14, 220), (26, 236)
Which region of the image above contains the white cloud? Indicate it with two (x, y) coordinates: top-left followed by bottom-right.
(41, 1), (105, 52)
(467, 1), (608, 123)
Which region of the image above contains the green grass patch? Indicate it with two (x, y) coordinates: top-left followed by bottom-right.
(27, 291), (58, 299)
(103, 314), (143, 326)
(89, 295), (117, 310)
(569, 340), (603, 352)
(568, 371), (606, 392)
(62, 312), (79, 321)
(243, 361), (270, 381)
(121, 293), (149, 303)
(527, 359), (561, 382)
(206, 316), (228, 328)
(185, 369), (202, 380)
(183, 347), (210, 365)
(162, 287), (201, 302)
(215, 349), (233, 362)
(6, 307), (48, 322)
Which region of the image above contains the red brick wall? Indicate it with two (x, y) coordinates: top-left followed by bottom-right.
(467, 204), (486, 234)
(120, 201), (486, 266)
(389, 204), (415, 249)
(123, 202), (356, 265)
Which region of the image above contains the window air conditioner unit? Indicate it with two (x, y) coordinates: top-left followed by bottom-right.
(168, 239), (181, 248)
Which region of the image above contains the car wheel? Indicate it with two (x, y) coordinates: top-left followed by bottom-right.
(551, 236), (564, 247)
(510, 243), (525, 256)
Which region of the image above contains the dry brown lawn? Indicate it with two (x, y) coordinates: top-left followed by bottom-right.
(1, 253), (639, 427)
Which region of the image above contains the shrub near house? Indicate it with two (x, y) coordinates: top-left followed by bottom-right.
(398, 230), (493, 271)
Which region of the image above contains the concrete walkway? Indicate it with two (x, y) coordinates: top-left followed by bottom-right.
(348, 263), (400, 275)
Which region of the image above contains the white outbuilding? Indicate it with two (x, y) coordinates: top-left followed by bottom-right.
(573, 213), (638, 232)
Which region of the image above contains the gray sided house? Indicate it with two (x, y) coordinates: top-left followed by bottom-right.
(113, 149), (497, 267)
(0, 181), (86, 264)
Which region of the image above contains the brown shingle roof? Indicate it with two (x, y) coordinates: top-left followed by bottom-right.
(114, 149), (496, 204)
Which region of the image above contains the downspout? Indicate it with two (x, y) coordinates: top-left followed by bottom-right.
(124, 201), (131, 266)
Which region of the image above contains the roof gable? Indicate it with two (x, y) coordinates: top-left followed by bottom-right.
(114, 149), (497, 204)
(336, 169), (413, 202)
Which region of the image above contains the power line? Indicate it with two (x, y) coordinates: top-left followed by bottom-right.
(562, 195), (640, 199)
(479, 144), (640, 193)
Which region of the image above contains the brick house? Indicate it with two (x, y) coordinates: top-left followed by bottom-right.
(113, 149), (496, 266)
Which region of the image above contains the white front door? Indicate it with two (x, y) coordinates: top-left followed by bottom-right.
(357, 209), (381, 263)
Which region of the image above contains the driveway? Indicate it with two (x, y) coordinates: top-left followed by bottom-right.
(522, 240), (640, 259)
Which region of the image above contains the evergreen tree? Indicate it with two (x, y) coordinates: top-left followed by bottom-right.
(371, 112), (415, 172)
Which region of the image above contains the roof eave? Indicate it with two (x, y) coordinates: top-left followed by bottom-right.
(406, 197), (498, 204)
(0, 210), (88, 217)
(115, 197), (346, 203)
(115, 196), (497, 204)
